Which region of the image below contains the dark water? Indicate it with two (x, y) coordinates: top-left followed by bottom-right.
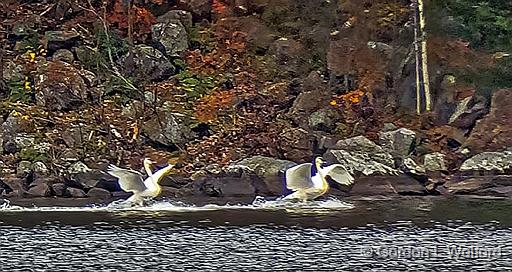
(1, 196), (512, 271)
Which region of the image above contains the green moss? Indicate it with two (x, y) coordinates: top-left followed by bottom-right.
(175, 70), (217, 102)
(19, 148), (48, 162)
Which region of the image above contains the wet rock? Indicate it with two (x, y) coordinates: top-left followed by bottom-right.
(325, 136), (400, 176)
(27, 183), (51, 197)
(278, 127), (314, 162)
(119, 45), (175, 82)
(349, 176), (428, 196)
(443, 176), (512, 195)
(52, 183), (67, 197)
(379, 128), (416, 158)
(157, 10), (193, 30)
(35, 60), (87, 111)
(45, 30), (80, 51)
(192, 176), (257, 197)
(423, 153), (447, 172)
(52, 49), (74, 63)
(308, 108), (339, 132)
(66, 187), (86, 198)
(1, 176), (26, 196)
(73, 169), (120, 192)
(476, 186), (512, 197)
(87, 188), (112, 199)
(459, 151), (512, 174)
(228, 156), (297, 195)
(152, 20), (188, 57)
(16, 161), (33, 177)
(177, 0), (212, 18)
(465, 89), (512, 153)
(143, 107), (194, 148)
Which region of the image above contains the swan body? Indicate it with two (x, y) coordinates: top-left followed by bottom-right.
(283, 157), (354, 201)
(107, 158), (174, 205)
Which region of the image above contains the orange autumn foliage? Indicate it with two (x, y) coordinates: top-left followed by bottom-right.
(212, 0), (227, 14)
(107, 0), (156, 40)
(194, 90), (236, 123)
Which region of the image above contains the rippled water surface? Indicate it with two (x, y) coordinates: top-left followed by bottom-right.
(1, 197), (512, 271)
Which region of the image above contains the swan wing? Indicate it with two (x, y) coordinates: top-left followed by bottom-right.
(285, 163), (314, 191)
(107, 164), (147, 193)
(322, 164), (354, 186)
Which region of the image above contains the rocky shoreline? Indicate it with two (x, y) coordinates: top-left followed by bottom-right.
(2, 127), (512, 205)
(1, 1), (511, 206)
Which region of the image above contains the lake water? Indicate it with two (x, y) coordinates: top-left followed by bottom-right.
(1, 196), (511, 271)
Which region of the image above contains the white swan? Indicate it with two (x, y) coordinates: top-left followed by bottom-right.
(283, 157), (354, 201)
(107, 158), (174, 205)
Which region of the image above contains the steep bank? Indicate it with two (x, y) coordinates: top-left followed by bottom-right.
(0, 0), (511, 203)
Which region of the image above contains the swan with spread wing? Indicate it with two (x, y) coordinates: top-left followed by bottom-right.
(284, 157), (354, 201)
(107, 158), (174, 205)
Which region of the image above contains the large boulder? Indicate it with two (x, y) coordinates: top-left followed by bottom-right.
(227, 156), (297, 195)
(44, 30), (80, 52)
(34, 60), (87, 111)
(448, 95), (488, 129)
(458, 151), (512, 175)
(277, 127), (314, 162)
(349, 176), (428, 196)
(379, 128), (416, 159)
(324, 136), (400, 176)
(465, 89), (512, 152)
(67, 162), (120, 191)
(143, 105), (195, 148)
(444, 176), (512, 196)
(27, 183), (51, 197)
(152, 20), (188, 57)
(119, 45), (175, 83)
(423, 152), (448, 172)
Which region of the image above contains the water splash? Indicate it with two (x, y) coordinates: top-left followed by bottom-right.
(0, 196), (354, 214)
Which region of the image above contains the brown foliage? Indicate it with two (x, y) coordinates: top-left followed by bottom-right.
(107, 0), (156, 41)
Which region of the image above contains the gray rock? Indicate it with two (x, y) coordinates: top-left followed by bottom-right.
(87, 188), (112, 199)
(402, 157), (426, 176)
(32, 162), (49, 176)
(382, 123), (398, 132)
(45, 30), (80, 51)
(157, 10), (193, 30)
(27, 183), (51, 197)
(74, 169), (120, 191)
(34, 60), (87, 111)
(52, 49), (74, 63)
(66, 187), (86, 198)
(367, 41), (394, 58)
(459, 151), (512, 174)
(68, 162), (91, 175)
(308, 108), (339, 132)
(448, 96), (488, 129)
(325, 136), (400, 176)
(1, 177), (26, 196)
(423, 153), (447, 172)
(143, 108), (194, 147)
(379, 128), (416, 158)
(228, 156), (297, 195)
(349, 176), (428, 196)
(16, 161), (33, 177)
(2, 60), (24, 82)
(52, 183), (67, 197)
(152, 20), (188, 57)
(119, 45), (175, 82)
(278, 127), (314, 162)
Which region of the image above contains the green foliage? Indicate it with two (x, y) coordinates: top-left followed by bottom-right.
(7, 80), (32, 103)
(175, 70), (217, 101)
(459, 58), (512, 98)
(18, 148), (48, 162)
(429, 0), (512, 50)
(188, 26), (215, 53)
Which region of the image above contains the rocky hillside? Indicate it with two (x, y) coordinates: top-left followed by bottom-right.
(0, 0), (511, 202)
